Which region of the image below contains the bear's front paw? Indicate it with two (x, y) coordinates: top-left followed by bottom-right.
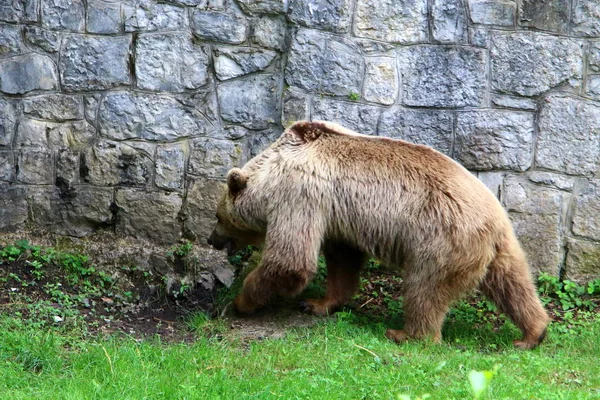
(299, 299), (334, 316)
(233, 294), (259, 315)
(385, 329), (409, 343)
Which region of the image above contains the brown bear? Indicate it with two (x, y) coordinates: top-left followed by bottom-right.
(207, 120), (550, 349)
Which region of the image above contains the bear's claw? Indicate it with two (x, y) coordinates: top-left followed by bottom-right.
(299, 299), (331, 316)
(298, 300), (311, 313)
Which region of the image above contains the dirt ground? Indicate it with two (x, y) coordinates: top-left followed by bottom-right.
(2, 240), (594, 345)
(93, 297), (323, 344)
(0, 248), (325, 343)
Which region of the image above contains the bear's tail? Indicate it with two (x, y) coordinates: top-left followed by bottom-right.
(480, 234), (551, 349)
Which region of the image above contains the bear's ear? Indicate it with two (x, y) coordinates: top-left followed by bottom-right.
(288, 121), (325, 142)
(226, 168), (248, 195)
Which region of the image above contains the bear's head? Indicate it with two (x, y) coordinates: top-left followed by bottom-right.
(207, 167), (264, 256)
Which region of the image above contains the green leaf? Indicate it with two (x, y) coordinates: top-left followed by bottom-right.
(468, 370), (488, 398)
(468, 365), (499, 399)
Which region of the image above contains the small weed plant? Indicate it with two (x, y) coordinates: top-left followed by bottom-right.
(0, 240), (134, 332)
(538, 272), (600, 311)
(348, 92), (361, 101)
(166, 240), (194, 259)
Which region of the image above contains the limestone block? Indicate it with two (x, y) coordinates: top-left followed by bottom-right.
(468, 0), (515, 26)
(398, 45), (487, 107)
(0, 151), (15, 182)
(98, 92), (216, 141)
(23, 94), (84, 121)
(353, 0), (428, 44)
(0, 98), (17, 146)
(217, 74), (279, 129)
(572, 179), (600, 241)
(191, 10), (247, 44)
(136, 33), (210, 92)
(56, 149), (79, 187)
(455, 110), (534, 171)
(181, 177), (224, 240)
(536, 94), (600, 176)
(46, 120), (96, 150)
(491, 94), (537, 110)
(518, 0), (569, 34)
(188, 138), (244, 179)
(29, 186), (114, 237)
(565, 238), (600, 283)
(237, 0), (285, 14)
(81, 140), (153, 186)
(15, 119), (48, 149)
(572, 0), (600, 37)
(0, 184), (28, 231)
(251, 15), (287, 51)
(432, 0), (468, 43)
(124, 0), (188, 32)
(0, 0), (38, 23)
(363, 57), (397, 105)
(60, 35), (131, 91)
(87, 0), (122, 34)
(16, 150), (54, 184)
(282, 87), (309, 128)
(312, 98), (380, 136)
(246, 128), (281, 158)
(23, 26), (59, 52)
(504, 176), (568, 275)
(527, 172), (575, 191)
(115, 189), (183, 244)
(155, 142), (187, 190)
(285, 29), (363, 96)
(288, 0), (353, 32)
(379, 108), (453, 155)
(214, 47), (277, 81)
(585, 75), (600, 100)
(0, 54), (58, 94)
(41, 0), (85, 31)
(491, 32), (583, 96)
(588, 41), (600, 72)
(0, 23), (23, 56)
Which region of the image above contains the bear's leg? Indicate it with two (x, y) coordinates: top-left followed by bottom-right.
(233, 264), (315, 314)
(385, 281), (451, 344)
(233, 212), (324, 315)
(300, 242), (366, 316)
(386, 262), (489, 344)
(479, 241), (551, 350)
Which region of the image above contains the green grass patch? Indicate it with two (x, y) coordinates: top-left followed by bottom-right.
(2, 242), (600, 399)
(1, 312), (600, 399)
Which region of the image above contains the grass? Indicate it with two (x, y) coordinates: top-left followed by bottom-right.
(1, 312), (600, 399)
(2, 242), (600, 399)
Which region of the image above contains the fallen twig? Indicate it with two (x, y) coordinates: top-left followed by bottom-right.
(358, 297), (375, 309)
(353, 343), (380, 359)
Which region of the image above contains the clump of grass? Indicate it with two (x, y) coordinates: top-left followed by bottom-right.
(348, 92), (361, 101)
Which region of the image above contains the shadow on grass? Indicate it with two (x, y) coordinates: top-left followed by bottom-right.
(212, 250), (525, 351)
(296, 301), (524, 353)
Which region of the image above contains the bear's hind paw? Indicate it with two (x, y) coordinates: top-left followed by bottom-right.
(513, 340), (539, 350)
(299, 299), (333, 316)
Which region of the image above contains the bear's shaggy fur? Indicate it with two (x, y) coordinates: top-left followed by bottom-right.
(208, 120), (550, 349)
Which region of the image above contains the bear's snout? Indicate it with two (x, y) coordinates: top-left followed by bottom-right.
(208, 229), (237, 256)
(207, 230), (225, 250)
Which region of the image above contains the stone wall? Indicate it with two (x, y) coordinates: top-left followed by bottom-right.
(1, 0), (600, 282)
